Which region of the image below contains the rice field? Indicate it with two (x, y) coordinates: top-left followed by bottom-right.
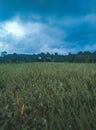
(0, 63), (96, 130)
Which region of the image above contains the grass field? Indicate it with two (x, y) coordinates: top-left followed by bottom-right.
(0, 63), (96, 130)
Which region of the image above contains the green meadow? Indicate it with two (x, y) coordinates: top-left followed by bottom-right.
(0, 63), (96, 130)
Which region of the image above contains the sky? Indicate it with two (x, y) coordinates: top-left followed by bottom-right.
(0, 0), (96, 54)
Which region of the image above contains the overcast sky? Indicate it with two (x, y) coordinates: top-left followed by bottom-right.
(0, 0), (96, 54)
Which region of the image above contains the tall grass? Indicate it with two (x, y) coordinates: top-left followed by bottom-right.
(0, 63), (96, 130)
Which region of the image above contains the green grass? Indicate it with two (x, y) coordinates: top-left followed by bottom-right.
(0, 63), (96, 130)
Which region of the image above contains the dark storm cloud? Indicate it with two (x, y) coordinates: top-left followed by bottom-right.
(64, 15), (96, 45)
(0, 0), (96, 20)
(0, 0), (96, 54)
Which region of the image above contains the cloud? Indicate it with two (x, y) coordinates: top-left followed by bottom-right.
(0, 0), (96, 55)
(0, 17), (25, 39)
(0, 16), (65, 54)
(4, 21), (25, 38)
(0, 14), (96, 55)
(1, 0), (96, 20)
(61, 14), (96, 27)
(84, 44), (96, 51)
(47, 14), (96, 29)
(40, 44), (76, 55)
(0, 42), (10, 52)
(58, 14), (96, 48)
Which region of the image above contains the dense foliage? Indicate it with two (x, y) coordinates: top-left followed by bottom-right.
(0, 51), (96, 63)
(0, 63), (96, 130)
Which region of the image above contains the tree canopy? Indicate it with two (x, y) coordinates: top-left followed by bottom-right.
(0, 51), (96, 63)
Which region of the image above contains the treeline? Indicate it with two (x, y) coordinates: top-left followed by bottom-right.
(0, 51), (96, 63)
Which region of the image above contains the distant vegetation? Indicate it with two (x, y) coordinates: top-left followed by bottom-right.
(0, 51), (96, 63)
(0, 63), (96, 130)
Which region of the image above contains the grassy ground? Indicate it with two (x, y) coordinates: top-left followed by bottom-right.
(0, 63), (96, 130)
